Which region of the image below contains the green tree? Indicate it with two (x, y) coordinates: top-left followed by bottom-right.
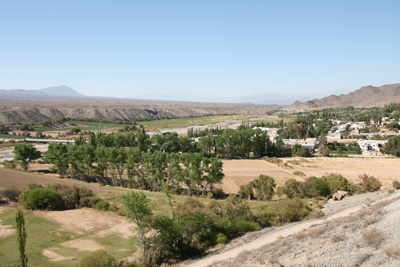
(386, 136), (400, 157)
(122, 192), (153, 260)
(46, 144), (69, 177)
(251, 175), (276, 200)
(16, 209), (28, 267)
(238, 183), (254, 200)
(13, 143), (41, 171)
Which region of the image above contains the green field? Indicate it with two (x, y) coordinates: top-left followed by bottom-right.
(35, 121), (129, 132)
(35, 115), (255, 133)
(137, 115), (255, 129)
(0, 134), (27, 139)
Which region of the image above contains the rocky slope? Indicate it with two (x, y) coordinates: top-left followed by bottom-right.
(0, 99), (275, 125)
(287, 83), (400, 111)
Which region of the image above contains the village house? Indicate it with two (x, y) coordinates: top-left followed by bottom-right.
(357, 139), (388, 155)
(282, 138), (317, 149)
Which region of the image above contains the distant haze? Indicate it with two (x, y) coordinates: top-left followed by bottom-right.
(1, 2), (399, 101)
(0, 85), (320, 105)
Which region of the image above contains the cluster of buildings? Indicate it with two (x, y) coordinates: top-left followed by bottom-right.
(254, 118), (400, 156)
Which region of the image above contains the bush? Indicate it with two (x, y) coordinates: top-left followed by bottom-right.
(80, 196), (101, 208)
(215, 233), (228, 244)
(393, 180), (400, 189)
(95, 199), (110, 211)
(318, 145), (330, 157)
(1, 186), (21, 202)
(23, 188), (63, 210)
(322, 173), (354, 193)
(359, 174), (382, 192)
(27, 183), (43, 190)
(80, 249), (120, 267)
(362, 228), (384, 248)
(300, 177), (331, 198)
(49, 183), (95, 209)
(257, 199), (312, 226)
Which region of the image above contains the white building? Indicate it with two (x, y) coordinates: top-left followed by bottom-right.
(358, 140), (388, 152)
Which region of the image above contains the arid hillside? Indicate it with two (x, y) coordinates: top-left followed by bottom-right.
(287, 83), (400, 111)
(0, 99), (275, 125)
(184, 190), (400, 267)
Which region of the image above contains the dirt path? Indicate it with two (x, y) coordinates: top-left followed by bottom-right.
(186, 190), (400, 267)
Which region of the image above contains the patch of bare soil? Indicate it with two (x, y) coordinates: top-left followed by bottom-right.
(33, 208), (133, 236)
(39, 208), (134, 262)
(281, 157), (400, 189)
(0, 206), (15, 238)
(221, 159), (298, 194)
(61, 239), (104, 252)
(42, 249), (75, 262)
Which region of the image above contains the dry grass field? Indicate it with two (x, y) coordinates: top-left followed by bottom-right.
(220, 159), (298, 194)
(280, 157), (400, 189)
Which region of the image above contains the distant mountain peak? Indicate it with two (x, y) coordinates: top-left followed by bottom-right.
(0, 85), (85, 99)
(38, 85), (83, 96)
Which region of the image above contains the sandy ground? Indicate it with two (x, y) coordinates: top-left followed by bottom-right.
(281, 157), (400, 189)
(220, 159), (298, 194)
(185, 190), (400, 267)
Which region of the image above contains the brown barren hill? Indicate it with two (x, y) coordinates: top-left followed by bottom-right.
(287, 83), (400, 111)
(0, 98), (276, 125)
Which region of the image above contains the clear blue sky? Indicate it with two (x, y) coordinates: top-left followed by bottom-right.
(1, 0), (399, 102)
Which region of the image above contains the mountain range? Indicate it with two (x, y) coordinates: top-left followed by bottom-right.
(287, 83), (400, 110)
(0, 85), (84, 99)
(1, 83), (399, 108)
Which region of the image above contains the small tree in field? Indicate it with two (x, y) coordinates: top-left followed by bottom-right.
(16, 209), (28, 267)
(122, 192), (153, 261)
(13, 143), (41, 171)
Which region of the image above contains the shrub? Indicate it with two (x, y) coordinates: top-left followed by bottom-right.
(2, 160), (16, 169)
(23, 188), (63, 210)
(80, 196), (101, 208)
(318, 145), (330, 157)
(95, 199), (110, 211)
(27, 183), (43, 190)
(322, 173), (355, 193)
(215, 233), (228, 244)
(264, 157), (282, 165)
(300, 177), (331, 198)
(393, 180), (400, 189)
(362, 228), (384, 248)
(258, 199), (312, 226)
(359, 174), (382, 192)
(1, 186), (21, 202)
(80, 249), (119, 267)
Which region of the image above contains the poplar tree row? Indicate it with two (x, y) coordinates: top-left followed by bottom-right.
(46, 143), (224, 196)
